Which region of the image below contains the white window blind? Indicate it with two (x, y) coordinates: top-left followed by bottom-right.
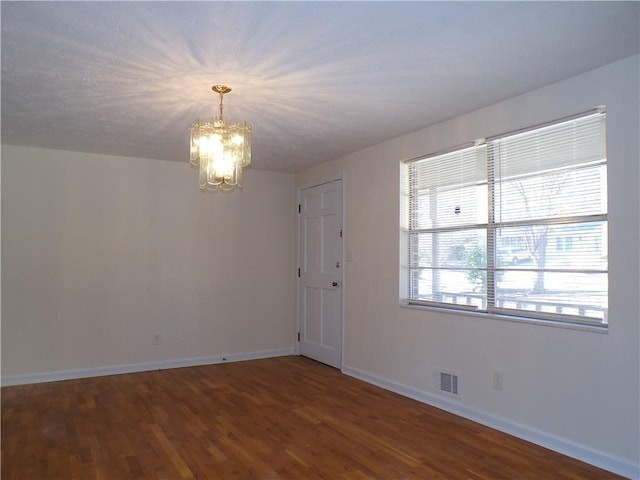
(407, 145), (488, 310)
(405, 110), (608, 327)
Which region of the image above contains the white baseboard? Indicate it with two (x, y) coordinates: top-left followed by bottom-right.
(341, 364), (639, 480)
(1, 347), (295, 387)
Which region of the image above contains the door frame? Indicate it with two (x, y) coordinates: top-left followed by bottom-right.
(295, 177), (345, 370)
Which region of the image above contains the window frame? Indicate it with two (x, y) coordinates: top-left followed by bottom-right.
(401, 109), (608, 330)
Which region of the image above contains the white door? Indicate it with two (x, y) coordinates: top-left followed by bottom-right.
(298, 180), (343, 368)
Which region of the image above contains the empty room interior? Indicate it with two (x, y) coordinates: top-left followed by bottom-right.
(1, 2), (639, 479)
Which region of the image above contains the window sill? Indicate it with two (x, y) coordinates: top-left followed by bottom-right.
(399, 301), (609, 334)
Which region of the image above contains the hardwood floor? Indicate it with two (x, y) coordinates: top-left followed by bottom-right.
(1, 356), (624, 479)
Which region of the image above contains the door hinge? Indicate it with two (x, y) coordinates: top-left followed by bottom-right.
(339, 229), (343, 238)
(298, 204), (301, 213)
(298, 268), (301, 277)
(297, 332), (300, 342)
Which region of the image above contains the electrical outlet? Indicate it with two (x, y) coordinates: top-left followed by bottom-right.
(493, 371), (504, 391)
(153, 333), (161, 345)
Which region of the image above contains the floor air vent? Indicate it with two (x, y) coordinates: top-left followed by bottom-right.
(440, 372), (459, 395)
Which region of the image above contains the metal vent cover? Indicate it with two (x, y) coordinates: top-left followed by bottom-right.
(440, 372), (459, 395)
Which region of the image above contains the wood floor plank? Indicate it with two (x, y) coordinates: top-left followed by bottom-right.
(1, 356), (626, 479)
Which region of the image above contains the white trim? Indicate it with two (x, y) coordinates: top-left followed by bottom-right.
(341, 364), (638, 480)
(1, 348), (295, 387)
(296, 176), (342, 192)
(340, 176), (346, 371)
(399, 302), (609, 334)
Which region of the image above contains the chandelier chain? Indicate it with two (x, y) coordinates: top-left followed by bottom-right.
(212, 85), (231, 120)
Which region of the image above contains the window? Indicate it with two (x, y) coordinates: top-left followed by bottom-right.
(403, 110), (607, 327)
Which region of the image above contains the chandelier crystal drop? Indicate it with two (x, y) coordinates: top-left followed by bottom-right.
(190, 85), (252, 191)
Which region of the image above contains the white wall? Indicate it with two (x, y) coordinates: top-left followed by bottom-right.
(297, 55), (639, 477)
(1, 147), (297, 377)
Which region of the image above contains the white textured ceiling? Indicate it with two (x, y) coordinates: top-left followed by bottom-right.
(2, 1), (639, 173)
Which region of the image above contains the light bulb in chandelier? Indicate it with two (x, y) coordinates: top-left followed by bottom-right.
(189, 85), (252, 192)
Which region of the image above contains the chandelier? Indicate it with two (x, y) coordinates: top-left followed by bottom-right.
(190, 85), (252, 191)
